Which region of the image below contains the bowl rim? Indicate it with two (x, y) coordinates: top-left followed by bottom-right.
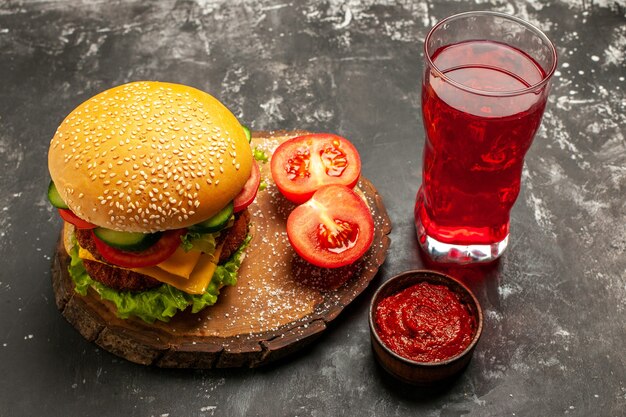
(369, 269), (484, 367)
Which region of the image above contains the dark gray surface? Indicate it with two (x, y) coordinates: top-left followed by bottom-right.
(1, 1), (625, 416)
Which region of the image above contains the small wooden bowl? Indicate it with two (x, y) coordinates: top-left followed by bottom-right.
(369, 270), (483, 385)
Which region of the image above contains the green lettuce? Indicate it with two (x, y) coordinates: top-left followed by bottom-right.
(180, 216), (235, 252)
(253, 147), (269, 163)
(180, 230), (219, 253)
(68, 235), (251, 323)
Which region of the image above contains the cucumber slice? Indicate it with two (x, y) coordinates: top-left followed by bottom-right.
(48, 181), (69, 209)
(190, 202), (234, 233)
(242, 125), (251, 143)
(93, 228), (161, 252)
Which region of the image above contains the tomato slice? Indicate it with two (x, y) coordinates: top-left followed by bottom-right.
(286, 184), (374, 268)
(58, 208), (97, 230)
(92, 228), (186, 268)
(233, 160), (261, 213)
(270, 134), (361, 204)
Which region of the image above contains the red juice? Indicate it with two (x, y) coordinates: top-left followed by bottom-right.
(416, 40), (548, 245)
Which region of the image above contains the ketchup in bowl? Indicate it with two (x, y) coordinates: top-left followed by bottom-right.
(374, 281), (476, 363)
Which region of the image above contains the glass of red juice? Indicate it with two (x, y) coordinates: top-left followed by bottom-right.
(415, 11), (557, 264)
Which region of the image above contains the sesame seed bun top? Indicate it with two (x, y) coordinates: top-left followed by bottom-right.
(48, 81), (253, 233)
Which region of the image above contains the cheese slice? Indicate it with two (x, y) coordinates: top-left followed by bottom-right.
(155, 246), (202, 279)
(132, 246), (223, 294)
(77, 244), (223, 295)
(78, 247), (100, 262)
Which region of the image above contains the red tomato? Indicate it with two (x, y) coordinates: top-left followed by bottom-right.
(286, 184), (374, 268)
(233, 160), (261, 213)
(270, 134), (361, 204)
(92, 229), (186, 268)
(58, 208), (97, 229)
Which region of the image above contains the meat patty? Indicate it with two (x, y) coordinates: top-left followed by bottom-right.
(217, 209), (250, 263)
(73, 209), (250, 292)
(75, 229), (104, 262)
(82, 260), (162, 292)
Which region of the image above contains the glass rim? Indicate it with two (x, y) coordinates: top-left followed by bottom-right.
(423, 11), (558, 97)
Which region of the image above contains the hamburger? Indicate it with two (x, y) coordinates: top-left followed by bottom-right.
(47, 81), (258, 322)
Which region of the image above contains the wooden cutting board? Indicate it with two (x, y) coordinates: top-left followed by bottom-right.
(51, 130), (392, 368)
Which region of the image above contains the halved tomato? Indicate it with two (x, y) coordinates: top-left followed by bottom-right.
(286, 184), (374, 268)
(233, 160), (261, 213)
(270, 134), (361, 204)
(92, 228), (186, 268)
(58, 208), (97, 230)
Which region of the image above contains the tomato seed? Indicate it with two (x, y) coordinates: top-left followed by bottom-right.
(317, 219), (359, 254)
(320, 142), (348, 177)
(286, 147), (311, 180)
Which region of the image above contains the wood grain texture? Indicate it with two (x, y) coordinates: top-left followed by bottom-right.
(52, 130), (392, 368)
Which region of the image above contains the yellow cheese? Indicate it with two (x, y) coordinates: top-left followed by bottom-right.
(77, 243), (224, 295)
(154, 246), (201, 279)
(79, 246), (97, 262)
(133, 246), (223, 294)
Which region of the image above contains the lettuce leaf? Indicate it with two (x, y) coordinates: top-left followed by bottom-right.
(180, 230), (219, 253)
(180, 216), (235, 253)
(253, 147), (269, 163)
(67, 235), (251, 323)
